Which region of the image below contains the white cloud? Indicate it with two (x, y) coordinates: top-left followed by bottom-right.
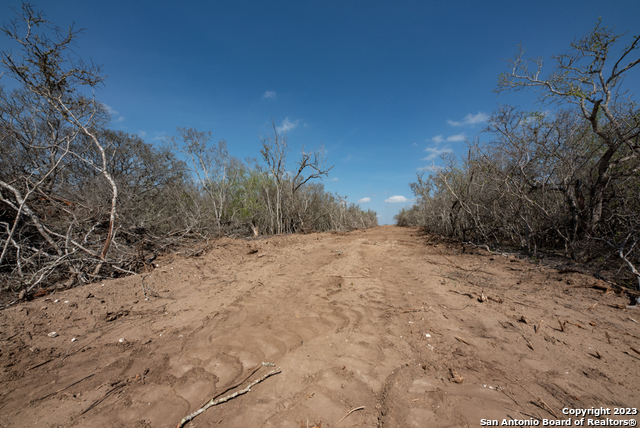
(447, 112), (489, 127)
(341, 154), (352, 162)
(138, 131), (146, 137)
(102, 103), (117, 116)
(358, 197), (371, 203)
(423, 147), (453, 161)
(447, 133), (466, 142)
(153, 131), (169, 141)
(276, 117), (299, 134)
(102, 103), (124, 123)
(432, 133), (465, 144)
(263, 91), (277, 99)
(330, 177), (339, 181)
(384, 195), (409, 203)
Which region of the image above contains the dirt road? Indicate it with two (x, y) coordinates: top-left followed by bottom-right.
(1, 226), (639, 427)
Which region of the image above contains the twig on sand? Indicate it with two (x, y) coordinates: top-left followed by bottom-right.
(454, 336), (473, 346)
(334, 406), (365, 427)
(177, 367), (282, 428)
(31, 373), (95, 402)
(26, 357), (55, 371)
(81, 381), (125, 415)
(535, 396), (559, 419)
(498, 386), (518, 405)
(522, 334), (534, 351)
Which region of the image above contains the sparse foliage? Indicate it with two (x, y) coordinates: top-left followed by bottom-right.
(401, 21), (640, 290)
(0, 3), (377, 302)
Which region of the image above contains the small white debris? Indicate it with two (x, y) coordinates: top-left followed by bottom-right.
(408, 321), (414, 324)
(71, 338), (76, 342)
(64, 300), (69, 303)
(101, 283), (105, 287)
(119, 338), (125, 343)
(425, 334), (431, 338)
(48, 332), (58, 338)
(54, 299), (59, 303)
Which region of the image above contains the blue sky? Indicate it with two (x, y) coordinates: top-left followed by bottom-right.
(1, 1), (639, 224)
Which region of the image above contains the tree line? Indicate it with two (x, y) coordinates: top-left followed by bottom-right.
(397, 21), (640, 290)
(0, 4), (377, 299)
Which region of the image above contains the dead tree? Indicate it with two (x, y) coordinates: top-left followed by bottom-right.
(1, 3), (117, 291)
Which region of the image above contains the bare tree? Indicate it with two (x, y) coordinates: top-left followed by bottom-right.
(0, 3), (127, 296)
(0, 4), (378, 301)
(260, 119), (333, 234)
(401, 22), (640, 289)
(260, 120), (289, 234)
(497, 20), (640, 235)
(168, 128), (240, 233)
(1, 4), (117, 264)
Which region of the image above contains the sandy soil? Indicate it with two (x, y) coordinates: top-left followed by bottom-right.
(1, 226), (639, 428)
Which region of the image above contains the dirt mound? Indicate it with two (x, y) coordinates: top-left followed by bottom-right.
(1, 226), (639, 427)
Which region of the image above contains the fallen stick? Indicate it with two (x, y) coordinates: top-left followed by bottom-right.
(177, 367), (282, 428)
(401, 307), (429, 313)
(183, 364), (261, 414)
(558, 320), (565, 332)
(536, 396), (559, 419)
(5, 332), (19, 340)
(498, 386), (518, 405)
(26, 357), (55, 372)
(334, 406), (365, 427)
(449, 289), (475, 299)
(522, 335), (534, 351)
(31, 373), (95, 402)
(455, 336), (472, 346)
(81, 381), (125, 415)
